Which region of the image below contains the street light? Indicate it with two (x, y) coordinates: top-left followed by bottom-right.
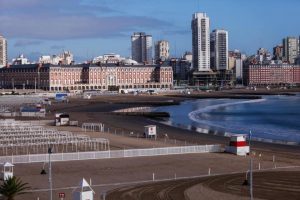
(48, 147), (53, 200)
(249, 130), (253, 200)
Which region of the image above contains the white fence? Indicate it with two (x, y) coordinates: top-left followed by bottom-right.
(0, 95), (43, 106)
(0, 145), (221, 164)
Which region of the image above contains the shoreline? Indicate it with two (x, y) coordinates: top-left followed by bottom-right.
(48, 93), (300, 152)
(3, 89), (300, 200)
(155, 119), (300, 146)
(153, 96), (300, 147)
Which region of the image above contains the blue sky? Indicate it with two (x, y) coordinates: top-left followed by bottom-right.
(0, 0), (299, 62)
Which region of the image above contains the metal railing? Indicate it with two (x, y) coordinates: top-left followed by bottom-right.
(0, 145), (221, 164)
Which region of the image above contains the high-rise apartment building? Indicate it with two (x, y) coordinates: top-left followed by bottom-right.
(0, 35), (7, 68)
(131, 32), (152, 64)
(154, 40), (169, 61)
(228, 50), (243, 79)
(273, 45), (283, 60)
(283, 37), (299, 64)
(191, 13), (210, 71)
(210, 29), (228, 71)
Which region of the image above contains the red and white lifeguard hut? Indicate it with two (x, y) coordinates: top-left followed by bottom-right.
(225, 134), (250, 156)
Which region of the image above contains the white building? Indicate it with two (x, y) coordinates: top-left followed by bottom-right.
(183, 51), (193, 63)
(92, 53), (138, 65)
(210, 29), (229, 70)
(155, 40), (169, 61)
(235, 58), (243, 80)
(191, 13), (210, 71)
(12, 54), (30, 65)
(93, 53), (121, 64)
(39, 51), (74, 65)
(283, 37), (299, 64)
(131, 32), (153, 64)
(0, 35), (7, 68)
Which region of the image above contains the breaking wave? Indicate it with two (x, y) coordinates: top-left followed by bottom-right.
(187, 98), (300, 144)
(188, 99), (266, 122)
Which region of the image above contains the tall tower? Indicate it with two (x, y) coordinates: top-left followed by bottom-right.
(283, 37), (299, 64)
(191, 13), (210, 71)
(0, 35), (7, 68)
(155, 40), (170, 61)
(131, 32), (153, 64)
(210, 29), (229, 70)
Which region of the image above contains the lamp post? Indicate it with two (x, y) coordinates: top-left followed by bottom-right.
(249, 130), (253, 200)
(12, 78), (14, 90)
(35, 77), (37, 93)
(48, 147), (53, 200)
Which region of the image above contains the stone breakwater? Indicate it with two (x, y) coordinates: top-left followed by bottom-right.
(113, 106), (153, 113)
(112, 107), (170, 118)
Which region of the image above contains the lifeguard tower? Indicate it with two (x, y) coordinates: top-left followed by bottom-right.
(1, 162), (14, 181)
(144, 125), (157, 138)
(225, 135), (250, 156)
(73, 178), (95, 200)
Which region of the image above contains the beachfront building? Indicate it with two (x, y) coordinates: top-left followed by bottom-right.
(210, 29), (229, 71)
(283, 37), (299, 64)
(39, 51), (74, 65)
(191, 13), (216, 86)
(228, 50), (246, 82)
(0, 63), (173, 91)
(12, 54), (31, 65)
(191, 12), (210, 72)
(131, 32), (153, 64)
(92, 53), (138, 65)
(0, 35), (7, 68)
(243, 64), (300, 86)
(155, 40), (170, 61)
(273, 44), (283, 61)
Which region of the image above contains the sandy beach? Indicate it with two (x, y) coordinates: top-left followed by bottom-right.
(3, 89), (300, 200)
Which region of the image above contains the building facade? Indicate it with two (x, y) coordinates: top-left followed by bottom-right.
(39, 51), (74, 65)
(12, 54), (30, 65)
(296, 56), (300, 65)
(131, 32), (153, 64)
(210, 29), (228, 71)
(0, 35), (7, 68)
(273, 45), (283, 60)
(283, 37), (299, 64)
(0, 64), (173, 91)
(154, 40), (170, 61)
(92, 53), (138, 65)
(191, 13), (210, 72)
(243, 64), (300, 86)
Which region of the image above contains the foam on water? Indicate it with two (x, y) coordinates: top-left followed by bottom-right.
(188, 98), (266, 120)
(154, 95), (300, 145)
(187, 98), (300, 144)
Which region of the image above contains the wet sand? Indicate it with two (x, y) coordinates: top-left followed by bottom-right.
(5, 89), (300, 199)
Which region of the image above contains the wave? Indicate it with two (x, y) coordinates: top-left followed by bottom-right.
(187, 98), (300, 144)
(188, 98), (266, 123)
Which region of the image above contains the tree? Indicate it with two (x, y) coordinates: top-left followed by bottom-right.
(0, 176), (30, 200)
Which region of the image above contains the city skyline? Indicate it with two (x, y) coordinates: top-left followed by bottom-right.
(0, 0), (300, 62)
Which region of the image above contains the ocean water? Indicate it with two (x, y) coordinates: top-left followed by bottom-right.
(155, 95), (300, 145)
